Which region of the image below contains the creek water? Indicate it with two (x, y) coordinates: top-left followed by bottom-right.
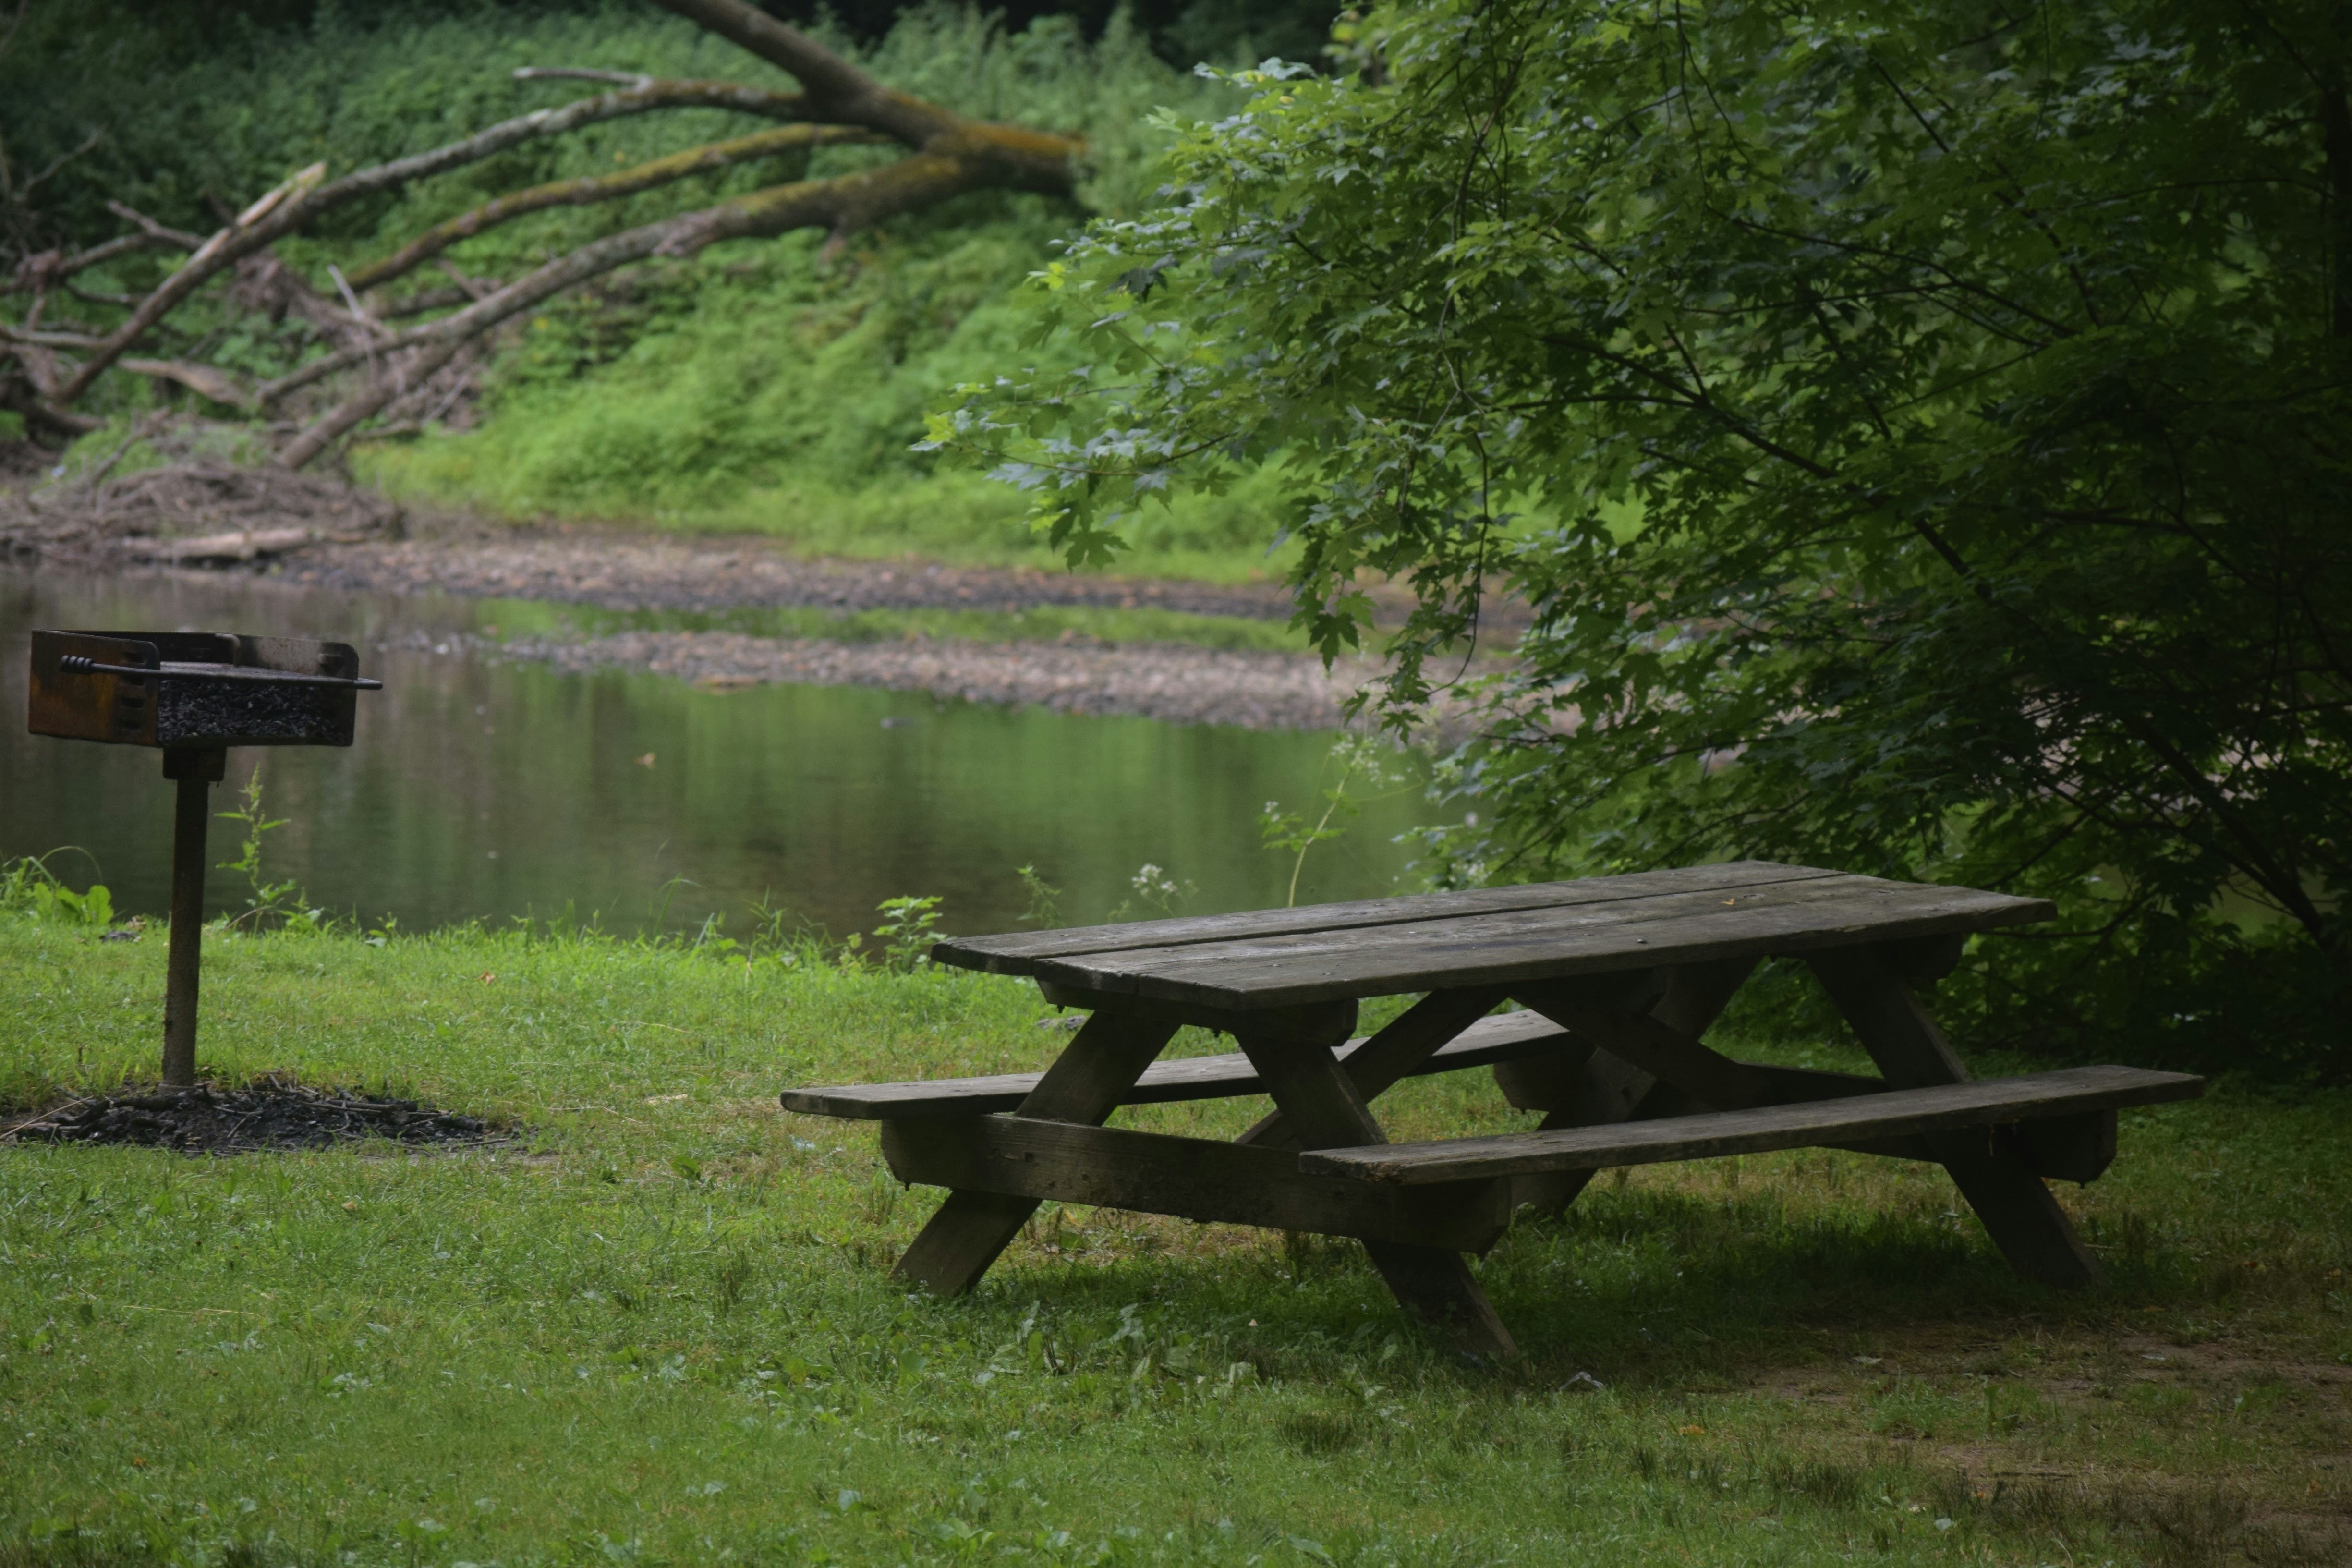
(0, 565), (1439, 941)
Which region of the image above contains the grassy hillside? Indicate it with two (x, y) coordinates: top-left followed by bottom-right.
(8, 1), (1299, 573)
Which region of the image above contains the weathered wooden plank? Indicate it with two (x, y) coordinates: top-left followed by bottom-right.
(1234, 1009), (1518, 1359)
(935, 861), (1848, 973)
(1050, 879), (2043, 1001)
(1496, 1050), (2090, 1174)
(1804, 947), (1974, 1089)
(1512, 982), (1779, 1111)
(1506, 958), (1754, 1216)
(879, 1117), (1515, 1252)
(1018, 878), (2053, 1010)
(1240, 985), (1514, 1150)
(1239, 1031), (1384, 1152)
(1297, 1066), (2204, 1185)
(1806, 944), (2105, 1289)
(780, 1008), (1574, 1120)
(893, 1010), (1177, 1296)
(1997, 1111), (2117, 1184)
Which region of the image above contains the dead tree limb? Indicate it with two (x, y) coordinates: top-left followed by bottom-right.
(280, 131), (1071, 465)
(106, 201), (206, 249)
(120, 358), (255, 410)
(0, 381), (98, 435)
(10, 0), (1084, 472)
(379, 282), (492, 319)
(649, 0), (961, 147)
(346, 122), (887, 292)
(53, 74), (814, 403)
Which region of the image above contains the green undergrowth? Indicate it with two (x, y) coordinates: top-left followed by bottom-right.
(1, 909), (2348, 1566)
(16, 1), (1300, 579)
(363, 461), (1306, 581)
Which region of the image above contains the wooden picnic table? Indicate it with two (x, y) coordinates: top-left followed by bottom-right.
(782, 861), (2203, 1357)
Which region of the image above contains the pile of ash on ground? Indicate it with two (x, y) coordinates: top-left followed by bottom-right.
(3, 1078), (509, 1155)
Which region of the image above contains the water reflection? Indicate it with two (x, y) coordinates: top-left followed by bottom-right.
(0, 566), (1439, 938)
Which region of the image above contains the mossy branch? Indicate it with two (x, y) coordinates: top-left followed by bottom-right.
(6, 0), (1084, 470)
(278, 137), (1074, 466)
(344, 123), (888, 294)
(45, 74), (814, 405)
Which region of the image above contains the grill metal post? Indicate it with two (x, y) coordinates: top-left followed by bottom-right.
(161, 747), (226, 1087)
(28, 630), (373, 1091)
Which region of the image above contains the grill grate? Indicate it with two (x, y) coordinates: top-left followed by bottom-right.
(25, 628), (382, 1087)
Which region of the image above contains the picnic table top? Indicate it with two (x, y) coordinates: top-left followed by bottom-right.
(932, 860), (2052, 1011)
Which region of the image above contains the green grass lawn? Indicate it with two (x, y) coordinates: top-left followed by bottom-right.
(2, 912), (2347, 1567)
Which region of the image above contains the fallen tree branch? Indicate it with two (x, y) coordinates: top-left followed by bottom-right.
(121, 357), (256, 410)
(18, 0), (1084, 472)
(106, 200), (205, 249)
(10, 232), (182, 295)
(650, 0), (1083, 192)
(269, 127), (1074, 425)
(378, 282), (491, 318)
(281, 138), (1062, 464)
(513, 66), (655, 89)
(64, 280), (142, 309)
(346, 121), (887, 292)
(0, 380), (99, 435)
(134, 525), (316, 562)
(649, 0), (961, 147)
(0, 322), (111, 349)
(54, 73), (816, 404)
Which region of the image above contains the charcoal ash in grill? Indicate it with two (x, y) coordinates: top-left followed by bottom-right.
(4, 1079), (511, 1155)
(157, 675), (350, 746)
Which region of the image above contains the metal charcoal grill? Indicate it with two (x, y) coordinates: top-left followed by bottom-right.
(26, 629), (381, 1086)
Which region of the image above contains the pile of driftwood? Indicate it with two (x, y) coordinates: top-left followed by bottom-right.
(0, 0), (1081, 472)
(0, 415), (403, 566)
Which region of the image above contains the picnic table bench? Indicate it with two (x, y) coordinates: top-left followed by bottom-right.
(782, 862), (2202, 1357)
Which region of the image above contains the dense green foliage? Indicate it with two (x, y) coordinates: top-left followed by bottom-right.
(4, 2), (1302, 564)
(2, 900), (2347, 1563)
(940, 0), (2352, 1074)
(0, 1), (1324, 249)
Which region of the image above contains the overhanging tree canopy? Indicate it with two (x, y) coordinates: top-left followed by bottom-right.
(937, 0), (2352, 1070)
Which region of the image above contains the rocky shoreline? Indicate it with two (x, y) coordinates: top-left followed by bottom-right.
(4, 458), (1512, 733)
(289, 529), (1313, 620)
(488, 627), (1391, 732)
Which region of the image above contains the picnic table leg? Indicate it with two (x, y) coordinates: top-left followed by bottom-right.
(1237, 1016), (1518, 1360)
(1511, 959), (1756, 1216)
(894, 1010), (1179, 1296)
(1806, 946), (2102, 1289)
(1237, 985), (1513, 1150)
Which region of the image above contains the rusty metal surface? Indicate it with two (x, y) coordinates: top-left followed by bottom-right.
(27, 628), (370, 748)
(26, 626), (381, 1088)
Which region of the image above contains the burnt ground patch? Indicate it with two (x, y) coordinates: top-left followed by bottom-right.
(2, 1076), (513, 1155)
